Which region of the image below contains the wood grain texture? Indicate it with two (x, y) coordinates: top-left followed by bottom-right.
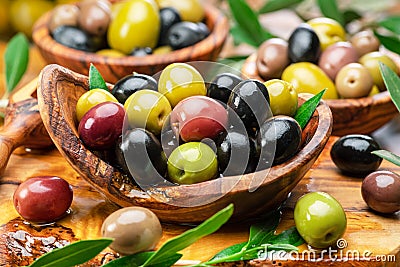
(241, 53), (398, 136)
(31, 4), (229, 83)
(37, 64), (332, 223)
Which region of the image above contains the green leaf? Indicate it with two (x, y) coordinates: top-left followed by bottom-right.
(378, 16), (400, 35)
(343, 9), (362, 25)
(316, 0), (345, 26)
(230, 26), (259, 47)
(227, 0), (273, 46)
(258, 0), (304, 14)
(29, 238), (113, 267)
(4, 32), (29, 93)
(374, 31), (400, 55)
(268, 227), (304, 246)
(246, 211), (280, 249)
(372, 150), (400, 166)
(208, 242), (247, 262)
(294, 89), (326, 129)
(89, 63), (108, 90)
(141, 204), (234, 267)
(379, 62), (400, 113)
(103, 252), (182, 267)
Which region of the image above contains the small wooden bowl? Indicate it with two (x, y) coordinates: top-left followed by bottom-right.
(242, 53), (398, 136)
(37, 64), (332, 223)
(32, 4), (229, 83)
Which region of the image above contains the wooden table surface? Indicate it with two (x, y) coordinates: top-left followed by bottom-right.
(0, 41), (399, 266)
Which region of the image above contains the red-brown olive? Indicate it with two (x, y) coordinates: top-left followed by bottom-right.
(361, 170), (400, 214)
(13, 176), (73, 223)
(288, 24), (321, 64)
(256, 38), (290, 80)
(48, 4), (80, 33)
(318, 42), (359, 80)
(330, 134), (382, 176)
(158, 7), (181, 46)
(101, 207), (162, 255)
(112, 73), (158, 104)
(78, 0), (111, 36)
(350, 30), (380, 56)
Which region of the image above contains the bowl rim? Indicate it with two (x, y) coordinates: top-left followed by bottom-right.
(32, 3), (229, 68)
(37, 64), (333, 221)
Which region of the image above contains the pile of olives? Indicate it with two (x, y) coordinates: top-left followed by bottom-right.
(76, 62), (306, 186)
(255, 17), (399, 99)
(49, 0), (209, 56)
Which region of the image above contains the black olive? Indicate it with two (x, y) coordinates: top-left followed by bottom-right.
(196, 22), (210, 39)
(111, 73), (158, 104)
(227, 80), (271, 131)
(130, 47), (153, 56)
(158, 7), (181, 46)
(330, 134), (382, 176)
(207, 73), (242, 104)
(52, 25), (103, 52)
(216, 129), (260, 176)
(288, 24), (321, 63)
(257, 115), (302, 168)
(167, 21), (205, 50)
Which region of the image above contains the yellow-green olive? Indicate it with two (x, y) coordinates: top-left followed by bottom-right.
(264, 79), (298, 116)
(156, 0), (204, 22)
(307, 17), (346, 51)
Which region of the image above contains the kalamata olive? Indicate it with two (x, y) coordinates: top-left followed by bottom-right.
(350, 30), (380, 56)
(335, 63), (373, 98)
(78, 102), (125, 150)
(130, 47), (153, 56)
(52, 25), (104, 52)
(158, 7), (181, 46)
(330, 134), (382, 176)
(167, 21), (205, 50)
(361, 170), (400, 214)
(318, 42), (359, 80)
(207, 72), (242, 104)
(48, 4), (79, 33)
(288, 24), (321, 64)
(112, 73), (158, 104)
(78, 0), (111, 36)
(101, 207), (162, 255)
(256, 38), (290, 80)
(13, 176), (73, 223)
(257, 115), (302, 166)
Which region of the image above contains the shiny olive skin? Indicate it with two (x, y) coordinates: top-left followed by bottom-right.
(48, 4), (79, 33)
(112, 73), (158, 104)
(167, 21), (206, 50)
(335, 63), (373, 98)
(216, 129), (259, 176)
(362, 170), (400, 214)
(78, 102), (125, 150)
(130, 47), (153, 56)
(158, 7), (181, 46)
(116, 128), (167, 183)
(264, 79), (298, 117)
(350, 30), (380, 56)
(101, 207), (162, 255)
(76, 88), (118, 121)
(288, 24), (321, 64)
(13, 176), (73, 223)
(330, 134), (382, 176)
(207, 73), (242, 104)
(227, 80), (271, 131)
(318, 42), (359, 80)
(52, 25), (105, 52)
(256, 38), (290, 80)
(157, 0), (204, 22)
(257, 115), (302, 166)
(307, 17), (346, 51)
(78, 0), (111, 36)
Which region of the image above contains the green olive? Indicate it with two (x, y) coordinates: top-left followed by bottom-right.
(264, 79), (298, 116)
(107, 0), (160, 54)
(281, 62), (338, 99)
(335, 63), (373, 98)
(76, 89), (118, 121)
(157, 0), (204, 22)
(96, 49), (126, 57)
(359, 51), (398, 91)
(307, 17), (346, 51)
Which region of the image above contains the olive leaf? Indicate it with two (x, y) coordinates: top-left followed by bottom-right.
(316, 0), (345, 26)
(4, 32), (29, 93)
(268, 226), (304, 246)
(258, 0), (304, 14)
(89, 63), (108, 90)
(103, 251), (182, 267)
(373, 31), (400, 55)
(371, 150), (400, 166)
(29, 238), (113, 267)
(140, 204), (234, 267)
(343, 9), (362, 25)
(245, 210), (280, 249)
(379, 62), (400, 113)
(378, 16), (400, 35)
(294, 89), (326, 129)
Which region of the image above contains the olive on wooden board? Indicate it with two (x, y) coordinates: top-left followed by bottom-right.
(288, 24), (321, 64)
(256, 38), (290, 80)
(111, 73), (158, 104)
(330, 134), (382, 176)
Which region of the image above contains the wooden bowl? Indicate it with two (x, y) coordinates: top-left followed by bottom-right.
(37, 64), (332, 223)
(32, 4), (229, 84)
(242, 53), (398, 136)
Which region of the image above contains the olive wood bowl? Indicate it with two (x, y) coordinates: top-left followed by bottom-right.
(242, 53), (398, 136)
(37, 64), (333, 223)
(32, 4), (229, 84)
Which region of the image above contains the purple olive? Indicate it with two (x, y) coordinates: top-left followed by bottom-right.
(78, 101), (125, 150)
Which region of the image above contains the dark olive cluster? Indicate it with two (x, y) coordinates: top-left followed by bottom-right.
(255, 17), (399, 100)
(49, 0), (209, 56)
(76, 63), (304, 186)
